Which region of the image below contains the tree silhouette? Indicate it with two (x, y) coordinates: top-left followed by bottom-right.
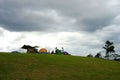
(103, 40), (115, 56)
(95, 53), (102, 58)
(87, 54), (93, 58)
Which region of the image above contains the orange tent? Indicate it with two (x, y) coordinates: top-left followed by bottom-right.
(39, 48), (47, 53)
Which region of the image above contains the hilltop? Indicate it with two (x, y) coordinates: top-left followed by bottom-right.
(0, 52), (120, 80)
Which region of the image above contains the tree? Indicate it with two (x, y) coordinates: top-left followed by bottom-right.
(95, 53), (102, 58)
(103, 40), (115, 56)
(87, 54), (93, 58)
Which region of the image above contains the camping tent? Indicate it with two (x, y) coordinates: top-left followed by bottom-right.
(39, 48), (48, 54)
(63, 51), (70, 55)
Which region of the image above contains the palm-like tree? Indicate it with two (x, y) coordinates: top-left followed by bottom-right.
(103, 40), (115, 56)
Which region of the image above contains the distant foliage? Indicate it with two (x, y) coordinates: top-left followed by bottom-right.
(87, 54), (93, 58)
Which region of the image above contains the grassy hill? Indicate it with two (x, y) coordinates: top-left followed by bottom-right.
(0, 53), (120, 80)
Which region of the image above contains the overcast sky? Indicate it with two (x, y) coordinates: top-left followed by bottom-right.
(0, 0), (120, 56)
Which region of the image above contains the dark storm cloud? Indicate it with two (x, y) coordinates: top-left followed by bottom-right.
(0, 0), (119, 32)
(82, 17), (113, 32)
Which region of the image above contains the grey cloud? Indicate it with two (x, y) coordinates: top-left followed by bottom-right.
(0, 0), (119, 32)
(82, 17), (113, 32)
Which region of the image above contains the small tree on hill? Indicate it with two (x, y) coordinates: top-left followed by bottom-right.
(95, 53), (102, 58)
(103, 40), (115, 57)
(87, 54), (93, 58)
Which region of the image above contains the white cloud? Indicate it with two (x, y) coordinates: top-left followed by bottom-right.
(0, 26), (120, 56)
(0, 27), (103, 55)
(0, 27), (22, 51)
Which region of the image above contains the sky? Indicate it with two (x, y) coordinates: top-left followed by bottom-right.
(0, 0), (120, 56)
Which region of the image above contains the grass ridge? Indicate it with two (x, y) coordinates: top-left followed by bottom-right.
(0, 53), (120, 80)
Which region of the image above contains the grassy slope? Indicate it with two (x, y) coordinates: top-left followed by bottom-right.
(0, 53), (120, 80)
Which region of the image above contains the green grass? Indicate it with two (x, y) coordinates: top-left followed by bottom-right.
(0, 52), (120, 80)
